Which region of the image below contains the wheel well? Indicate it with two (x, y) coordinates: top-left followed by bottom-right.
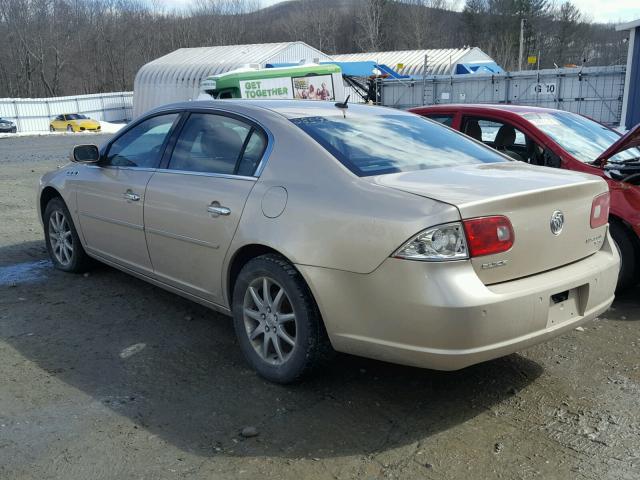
(226, 244), (284, 305)
(610, 214), (640, 254)
(40, 186), (62, 218)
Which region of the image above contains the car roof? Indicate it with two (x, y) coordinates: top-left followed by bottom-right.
(149, 99), (413, 119)
(414, 103), (569, 115)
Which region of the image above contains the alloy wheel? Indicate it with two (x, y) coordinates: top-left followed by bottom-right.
(243, 276), (297, 365)
(48, 210), (73, 266)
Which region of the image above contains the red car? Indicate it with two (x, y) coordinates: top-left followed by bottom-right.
(410, 104), (640, 289)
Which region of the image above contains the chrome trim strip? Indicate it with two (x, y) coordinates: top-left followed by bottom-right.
(85, 164), (259, 181)
(86, 107), (275, 178)
(151, 169), (257, 181)
(146, 227), (219, 249)
(79, 211), (144, 231)
(139, 105), (275, 178)
(85, 165), (158, 173)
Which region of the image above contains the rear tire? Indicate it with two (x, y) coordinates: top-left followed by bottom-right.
(610, 221), (637, 291)
(49, 125), (55, 132)
(232, 254), (331, 383)
(66, 125), (74, 133)
(44, 197), (93, 273)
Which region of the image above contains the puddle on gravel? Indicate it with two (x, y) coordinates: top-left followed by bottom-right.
(0, 260), (52, 286)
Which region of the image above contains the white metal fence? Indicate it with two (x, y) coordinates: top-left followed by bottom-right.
(380, 65), (626, 126)
(0, 92), (133, 132)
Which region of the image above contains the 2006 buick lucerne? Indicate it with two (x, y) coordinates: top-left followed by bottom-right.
(38, 100), (620, 383)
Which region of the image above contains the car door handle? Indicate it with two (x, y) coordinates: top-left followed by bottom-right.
(123, 191), (140, 201)
(207, 205), (231, 216)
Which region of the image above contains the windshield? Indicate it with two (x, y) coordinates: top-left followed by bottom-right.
(291, 114), (505, 176)
(521, 111), (640, 163)
(67, 114), (88, 120)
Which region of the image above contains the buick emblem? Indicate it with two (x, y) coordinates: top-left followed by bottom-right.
(550, 210), (564, 236)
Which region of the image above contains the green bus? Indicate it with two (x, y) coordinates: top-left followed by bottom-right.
(198, 64), (345, 102)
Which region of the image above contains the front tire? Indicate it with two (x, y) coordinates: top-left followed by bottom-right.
(44, 197), (93, 273)
(66, 125), (74, 133)
(232, 254), (330, 383)
(49, 125), (55, 132)
(610, 221), (638, 290)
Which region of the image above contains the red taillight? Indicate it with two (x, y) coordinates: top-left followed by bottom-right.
(590, 192), (610, 229)
(463, 216), (514, 258)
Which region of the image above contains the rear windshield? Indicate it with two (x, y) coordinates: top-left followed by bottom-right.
(291, 114), (504, 176)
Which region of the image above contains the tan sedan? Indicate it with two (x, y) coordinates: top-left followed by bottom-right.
(38, 100), (619, 383)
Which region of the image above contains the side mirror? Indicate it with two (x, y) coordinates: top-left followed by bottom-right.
(71, 144), (100, 163)
(542, 149), (562, 168)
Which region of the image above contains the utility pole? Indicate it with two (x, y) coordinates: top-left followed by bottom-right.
(518, 18), (526, 71)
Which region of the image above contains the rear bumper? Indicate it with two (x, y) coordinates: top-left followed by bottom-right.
(298, 233), (619, 370)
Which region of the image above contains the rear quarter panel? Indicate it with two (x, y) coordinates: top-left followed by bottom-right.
(225, 109), (460, 279)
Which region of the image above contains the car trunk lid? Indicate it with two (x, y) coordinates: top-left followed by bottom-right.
(371, 162), (609, 284)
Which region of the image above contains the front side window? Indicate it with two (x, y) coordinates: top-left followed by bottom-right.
(105, 113), (178, 168)
(168, 113), (260, 175)
(521, 111), (640, 164)
(291, 114), (505, 177)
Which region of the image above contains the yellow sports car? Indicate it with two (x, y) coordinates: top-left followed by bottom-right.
(50, 114), (101, 133)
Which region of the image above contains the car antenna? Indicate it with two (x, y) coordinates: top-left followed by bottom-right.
(335, 95), (350, 109)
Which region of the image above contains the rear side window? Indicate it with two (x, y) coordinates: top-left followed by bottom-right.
(291, 114), (505, 177)
(425, 114), (454, 127)
(169, 113), (265, 176)
(237, 129), (267, 176)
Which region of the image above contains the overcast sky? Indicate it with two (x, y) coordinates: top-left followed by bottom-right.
(154, 0), (639, 23)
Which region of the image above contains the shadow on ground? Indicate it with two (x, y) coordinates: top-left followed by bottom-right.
(1, 241), (545, 459)
(609, 284), (640, 320)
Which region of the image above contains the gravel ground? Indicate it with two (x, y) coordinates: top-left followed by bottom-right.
(1, 134), (639, 480)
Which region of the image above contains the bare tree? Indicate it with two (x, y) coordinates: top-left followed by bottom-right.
(357, 0), (388, 51)
(0, 0), (628, 98)
(284, 0), (339, 53)
(400, 0), (456, 49)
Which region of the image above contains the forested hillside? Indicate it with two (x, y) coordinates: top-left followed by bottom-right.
(0, 0), (628, 98)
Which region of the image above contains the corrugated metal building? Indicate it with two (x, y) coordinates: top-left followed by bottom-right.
(133, 41), (332, 116)
(332, 47), (497, 76)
